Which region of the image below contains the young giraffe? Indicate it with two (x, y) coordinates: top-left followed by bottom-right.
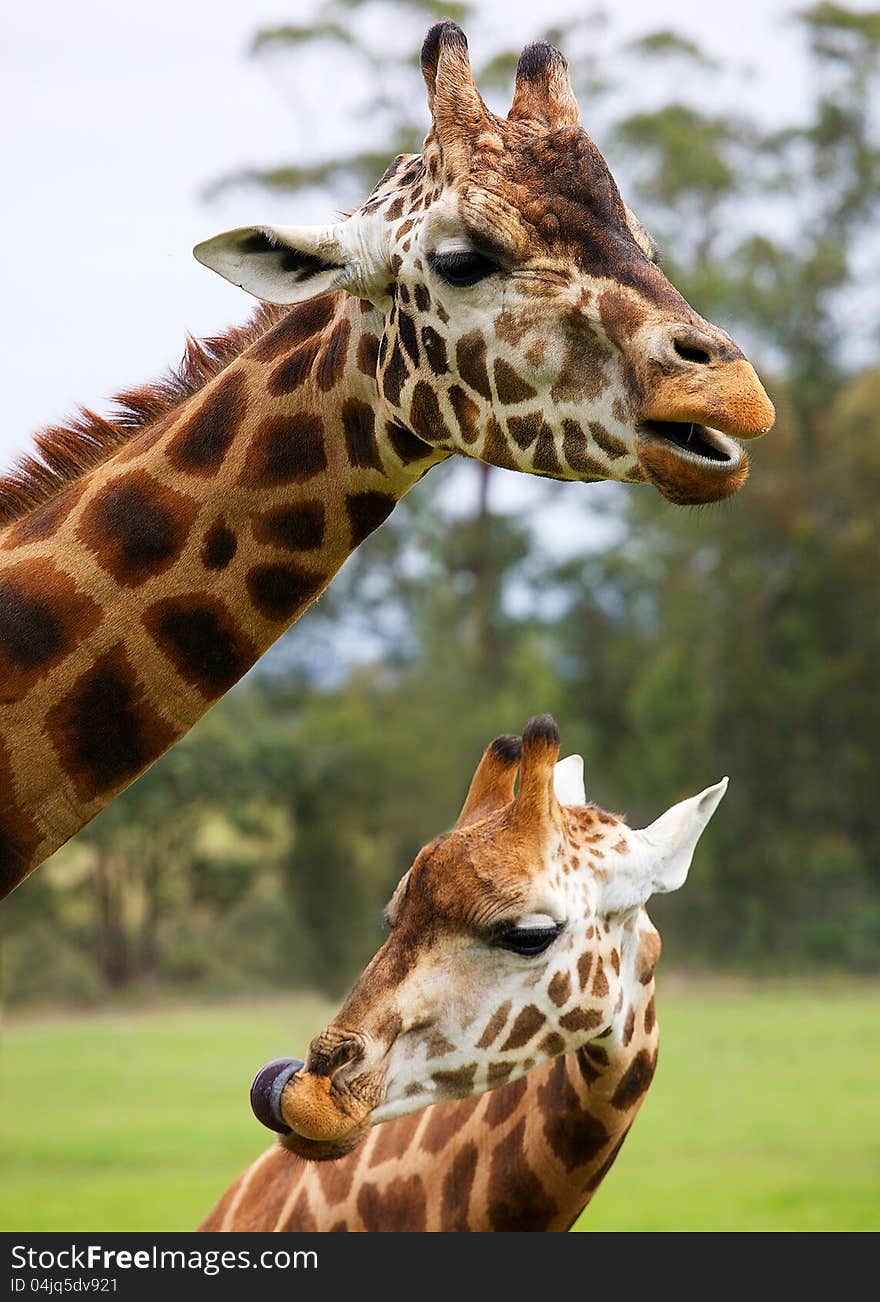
(0, 23), (772, 898)
(202, 716), (725, 1231)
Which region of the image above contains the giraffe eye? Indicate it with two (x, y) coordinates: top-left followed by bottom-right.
(495, 923), (562, 957)
(431, 250), (498, 288)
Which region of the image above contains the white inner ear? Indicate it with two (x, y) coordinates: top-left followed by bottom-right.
(553, 755), (586, 806)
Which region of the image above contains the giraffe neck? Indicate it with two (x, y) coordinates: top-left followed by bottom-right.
(0, 293), (446, 895)
(201, 969), (659, 1232)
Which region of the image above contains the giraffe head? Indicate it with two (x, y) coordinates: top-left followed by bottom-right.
(195, 24), (774, 508)
(252, 715), (726, 1160)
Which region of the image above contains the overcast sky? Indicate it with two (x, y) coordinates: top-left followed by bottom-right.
(0, 0), (842, 539)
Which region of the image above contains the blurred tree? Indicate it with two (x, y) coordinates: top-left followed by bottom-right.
(4, 4), (880, 1006)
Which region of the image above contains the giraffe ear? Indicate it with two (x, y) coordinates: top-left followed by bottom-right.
(553, 755), (586, 807)
(194, 224), (358, 306)
(600, 779), (728, 914)
(635, 778), (728, 895)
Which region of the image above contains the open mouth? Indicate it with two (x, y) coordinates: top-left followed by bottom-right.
(639, 420), (741, 466)
(636, 420), (748, 505)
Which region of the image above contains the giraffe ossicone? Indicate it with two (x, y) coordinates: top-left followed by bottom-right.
(253, 714), (725, 1161)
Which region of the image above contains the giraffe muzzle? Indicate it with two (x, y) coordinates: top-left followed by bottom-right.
(634, 357), (774, 505)
(250, 1038), (384, 1161)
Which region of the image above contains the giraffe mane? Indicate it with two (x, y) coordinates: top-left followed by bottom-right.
(0, 301), (291, 528)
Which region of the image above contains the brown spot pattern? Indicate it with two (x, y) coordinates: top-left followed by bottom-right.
(341, 399), (383, 471)
(538, 1059), (611, 1173)
(78, 471), (197, 587)
(500, 1004), (546, 1052)
(143, 595), (255, 698)
(358, 1176), (427, 1232)
(409, 381), (448, 443)
(589, 421), (629, 460)
(421, 325), (447, 374)
(448, 386), (480, 444)
(201, 520), (237, 571)
(0, 741), (41, 897)
(431, 1063), (477, 1096)
(533, 431), (563, 476)
(281, 1189), (318, 1232)
(610, 1049), (657, 1111)
(547, 971), (571, 1007)
(381, 341), (408, 408)
(440, 1140), (478, 1231)
(475, 1000), (511, 1049)
(367, 1109), (423, 1169)
(456, 331), (492, 400)
(47, 643), (174, 800)
(485, 1075), (527, 1128)
(386, 422), (434, 463)
(487, 1060), (515, 1086)
(483, 417), (519, 470)
(488, 1121), (556, 1231)
(0, 560), (101, 700)
(250, 295), (336, 361)
(421, 1096), (480, 1156)
(540, 1031), (566, 1056)
(345, 491), (396, 547)
(356, 332), (380, 377)
(3, 480), (86, 548)
(591, 956), (609, 998)
(316, 318), (351, 391)
(268, 340), (322, 395)
(253, 500), (325, 552)
(562, 421), (606, 476)
(494, 358), (537, 404)
(240, 414), (326, 486)
(316, 1150), (355, 1205)
(559, 1007), (603, 1033)
(507, 412), (542, 450)
(246, 563), (326, 621)
(167, 372), (246, 473)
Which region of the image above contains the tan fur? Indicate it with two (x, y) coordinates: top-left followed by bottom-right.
(643, 360), (775, 437)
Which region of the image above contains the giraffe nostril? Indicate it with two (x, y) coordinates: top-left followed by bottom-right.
(672, 336), (713, 366)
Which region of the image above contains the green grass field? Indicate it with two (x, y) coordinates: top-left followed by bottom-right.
(1, 984), (877, 1232)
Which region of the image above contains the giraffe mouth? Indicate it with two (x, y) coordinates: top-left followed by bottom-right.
(250, 1053), (379, 1160)
(640, 420), (739, 464)
(635, 421), (749, 505)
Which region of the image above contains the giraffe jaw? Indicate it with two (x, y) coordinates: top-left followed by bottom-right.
(635, 421), (750, 505)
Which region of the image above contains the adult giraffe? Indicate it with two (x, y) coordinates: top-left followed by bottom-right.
(0, 23), (772, 896)
(203, 716), (725, 1231)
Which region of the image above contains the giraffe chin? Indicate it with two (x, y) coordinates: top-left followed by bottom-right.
(275, 1069), (382, 1162)
(636, 424), (750, 505)
(279, 1118), (372, 1162)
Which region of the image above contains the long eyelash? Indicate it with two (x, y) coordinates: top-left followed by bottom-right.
(430, 249), (498, 286)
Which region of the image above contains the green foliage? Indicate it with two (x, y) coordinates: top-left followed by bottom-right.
(625, 29), (719, 68)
